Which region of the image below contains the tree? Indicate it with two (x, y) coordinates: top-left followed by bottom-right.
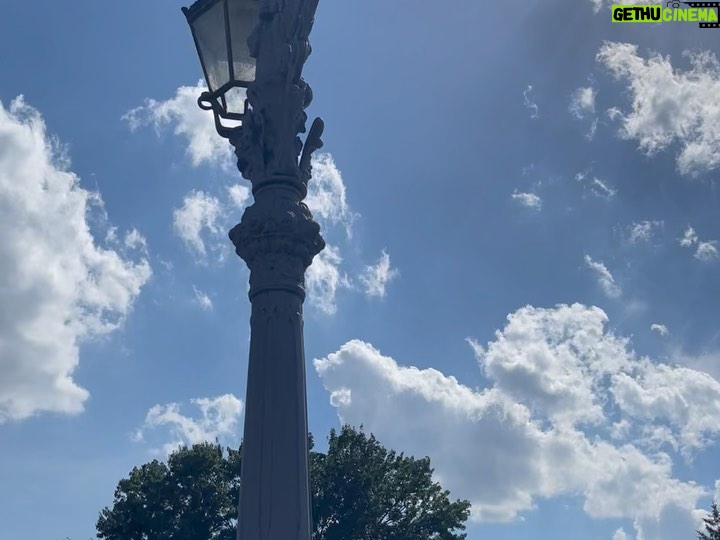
(312, 425), (471, 540)
(698, 502), (720, 540)
(97, 426), (470, 540)
(96, 443), (240, 540)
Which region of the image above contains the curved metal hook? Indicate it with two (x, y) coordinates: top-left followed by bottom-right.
(198, 91), (241, 139)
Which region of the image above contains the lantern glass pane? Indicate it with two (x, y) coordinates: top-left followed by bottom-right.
(224, 86), (248, 116)
(193, 0), (230, 92)
(227, 0), (258, 83)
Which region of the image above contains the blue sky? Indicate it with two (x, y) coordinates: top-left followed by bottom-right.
(1, 1), (720, 539)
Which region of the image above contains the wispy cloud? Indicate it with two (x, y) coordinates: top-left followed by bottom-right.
(523, 85), (539, 119)
(123, 80), (231, 169)
(512, 190), (542, 210)
(227, 184), (250, 209)
(135, 394), (244, 456)
(680, 226), (699, 248)
(584, 255), (622, 298)
(651, 323), (669, 336)
(306, 245), (351, 315)
(173, 190), (225, 260)
(359, 250), (399, 298)
(570, 87), (597, 119)
(679, 226), (719, 262)
(575, 169), (617, 200)
(591, 177), (617, 199)
(627, 220), (663, 244)
(306, 154), (358, 237)
(569, 86), (599, 140)
(193, 286), (213, 311)
(124, 228), (148, 252)
(695, 241), (719, 262)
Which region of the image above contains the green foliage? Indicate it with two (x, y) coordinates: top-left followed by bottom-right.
(698, 502), (720, 540)
(311, 425), (471, 540)
(97, 426), (470, 540)
(96, 442), (241, 540)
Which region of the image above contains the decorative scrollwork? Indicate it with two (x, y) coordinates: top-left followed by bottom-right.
(299, 117), (324, 185)
(229, 187), (325, 298)
(225, 0), (324, 189)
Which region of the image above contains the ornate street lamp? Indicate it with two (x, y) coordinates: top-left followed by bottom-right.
(182, 1), (325, 539)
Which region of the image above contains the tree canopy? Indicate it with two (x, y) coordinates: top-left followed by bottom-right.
(96, 425), (470, 540)
(698, 502), (720, 540)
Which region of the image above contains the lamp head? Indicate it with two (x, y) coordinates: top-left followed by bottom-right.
(182, 0), (260, 131)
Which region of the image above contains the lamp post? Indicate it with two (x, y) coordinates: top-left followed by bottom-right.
(181, 1), (325, 539)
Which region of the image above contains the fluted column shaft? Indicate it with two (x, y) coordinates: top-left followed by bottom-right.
(239, 288), (311, 540)
(230, 181), (323, 540)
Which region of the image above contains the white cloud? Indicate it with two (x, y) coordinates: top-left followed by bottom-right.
(671, 348), (720, 383)
(613, 528), (629, 540)
(227, 184), (250, 209)
(570, 87), (596, 118)
(471, 305), (623, 427)
(575, 169), (617, 200)
(598, 44), (720, 176)
(627, 221), (662, 244)
(587, 118), (599, 141)
(634, 503), (705, 540)
(193, 286), (213, 311)
(306, 153), (357, 237)
(358, 250), (399, 298)
(695, 241), (719, 262)
(172, 184), (252, 263)
(523, 85), (539, 119)
(305, 244), (350, 315)
(136, 394), (244, 455)
(680, 226), (698, 247)
(123, 80), (231, 168)
(314, 304), (716, 537)
(575, 169), (590, 183)
(124, 228), (148, 252)
(651, 324), (669, 336)
(584, 255), (622, 298)
(569, 87), (596, 119)
(307, 245), (399, 314)
(0, 96), (151, 422)
(611, 360), (720, 456)
(512, 190), (542, 209)
(638, 425), (679, 453)
(679, 226), (718, 262)
(173, 190), (224, 259)
(591, 177), (617, 199)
